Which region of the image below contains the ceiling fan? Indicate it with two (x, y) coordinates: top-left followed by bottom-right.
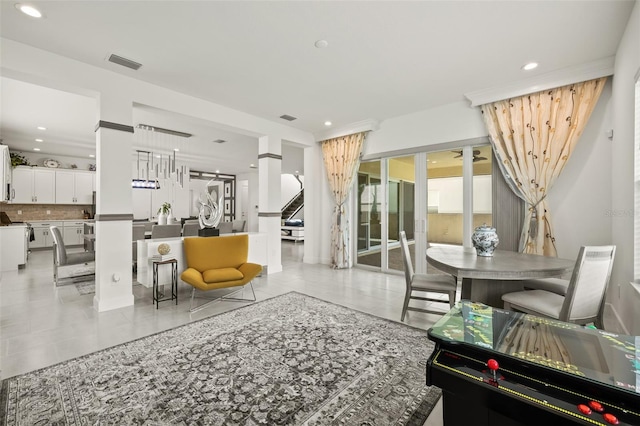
(451, 150), (488, 162)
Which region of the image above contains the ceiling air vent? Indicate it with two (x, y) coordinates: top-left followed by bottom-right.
(279, 114), (297, 121)
(107, 54), (143, 71)
(212, 139), (227, 144)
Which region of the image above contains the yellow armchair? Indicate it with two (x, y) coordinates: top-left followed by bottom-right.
(181, 234), (262, 312)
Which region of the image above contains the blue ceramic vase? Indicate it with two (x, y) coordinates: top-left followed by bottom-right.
(471, 224), (499, 256)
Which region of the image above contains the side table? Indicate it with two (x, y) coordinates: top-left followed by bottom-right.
(152, 258), (178, 309)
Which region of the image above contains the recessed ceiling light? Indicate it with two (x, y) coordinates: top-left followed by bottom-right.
(522, 62), (538, 71)
(173, 148), (179, 152)
(314, 40), (329, 49)
(249, 164), (257, 169)
(432, 161), (438, 164)
(324, 121), (332, 126)
(33, 147), (40, 151)
(89, 154), (95, 158)
(215, 169), (220, 173)
(15, 3), (43, 18)
(36, 126), (46, 130)
(35, 138), (43, 142)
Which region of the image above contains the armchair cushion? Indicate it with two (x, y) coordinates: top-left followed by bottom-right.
(203, 267), (244, 283)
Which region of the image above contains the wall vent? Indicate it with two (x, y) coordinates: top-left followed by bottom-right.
(279, 114), (297, 121)
(108, 54), (143, 71)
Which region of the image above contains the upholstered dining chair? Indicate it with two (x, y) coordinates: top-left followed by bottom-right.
(181, 234), (262, 312)
(218, 221), (233, 234)
(502, 245), (616, 329)
(182, 222), (200, 237)
(151, 224), (182, 239)
(399, 231), (457, 321)
(232, 219), (246, 233)
(50, 225), (95, 286)
(132, 224), (146, 271)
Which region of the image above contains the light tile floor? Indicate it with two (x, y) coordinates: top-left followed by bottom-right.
(0, 242), (446, 423)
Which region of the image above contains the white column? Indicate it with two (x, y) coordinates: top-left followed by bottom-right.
(303, 144), (321, 264)
(414, 152), (428, 274)
(462, 145), (474, 251)
(258, 135), (282, 274)
(93, 94), (135, 312)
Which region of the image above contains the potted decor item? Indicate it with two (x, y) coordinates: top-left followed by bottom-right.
(471, 223), (499, 257)
(157, 202), (171, 225)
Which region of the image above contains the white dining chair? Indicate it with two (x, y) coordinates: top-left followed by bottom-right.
(50, 225), (95, 286)
(399, 231), (457, 321)
(182, 222), (200, 237)
(151, 224), (182, 239)
(502, 245), (616, 329)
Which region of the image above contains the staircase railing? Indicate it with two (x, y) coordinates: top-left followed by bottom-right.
(282, 189), (304, 220)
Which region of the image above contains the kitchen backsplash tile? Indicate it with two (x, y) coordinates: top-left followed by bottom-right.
(0, 204), (92, 221)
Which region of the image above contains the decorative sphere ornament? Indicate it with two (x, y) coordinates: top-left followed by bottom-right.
(157, 243), (171, 256)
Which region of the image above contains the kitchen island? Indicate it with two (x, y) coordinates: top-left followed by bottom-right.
(0, 224), (28, 271)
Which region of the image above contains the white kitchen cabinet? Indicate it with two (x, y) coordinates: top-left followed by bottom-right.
(63, 221), (85, 246)
(30, 221), (63, 248)
(11, 167), (56, 204)
(55, 170), (94, 204)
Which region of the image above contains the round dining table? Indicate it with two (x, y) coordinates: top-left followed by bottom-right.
(426, 245), (575, 308)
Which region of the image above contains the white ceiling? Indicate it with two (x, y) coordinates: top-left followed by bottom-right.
(0, 0), (635, 174)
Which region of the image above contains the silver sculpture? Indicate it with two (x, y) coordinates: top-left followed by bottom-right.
(198, 180), (224, 229)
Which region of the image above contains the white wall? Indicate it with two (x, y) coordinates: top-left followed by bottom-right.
(281, 173), (303, 206)
(611, 1), (640, 334)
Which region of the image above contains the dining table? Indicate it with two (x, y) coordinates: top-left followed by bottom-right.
(426, 245), (575, 308)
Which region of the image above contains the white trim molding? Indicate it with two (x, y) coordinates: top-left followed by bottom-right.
(465, 56), (615, 107)
(314, 119), (380, 142)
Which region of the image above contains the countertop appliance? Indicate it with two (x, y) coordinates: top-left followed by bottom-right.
(0, 145), (11, 202)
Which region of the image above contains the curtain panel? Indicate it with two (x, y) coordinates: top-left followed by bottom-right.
(480, 77), (606, 256)
(321, 132), (367, 269)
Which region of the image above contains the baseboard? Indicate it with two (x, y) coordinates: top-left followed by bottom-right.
(93, 293), (135, 312)
(606, 302), (629, 334)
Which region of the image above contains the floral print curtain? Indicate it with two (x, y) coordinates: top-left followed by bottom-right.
(321, 132), (367, 268)
(480, 77), (606, 256)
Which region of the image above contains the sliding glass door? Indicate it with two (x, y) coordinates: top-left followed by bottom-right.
(355, 145), (492, 273)
(356, 160), (382, 268)
(388, 156), (415, 272)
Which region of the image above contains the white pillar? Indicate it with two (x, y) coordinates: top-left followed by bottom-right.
(463, 145), (474, 251)
(258, 135), (282, 274)
(303, 144), (321, 264)
(93, 94), (135, 312)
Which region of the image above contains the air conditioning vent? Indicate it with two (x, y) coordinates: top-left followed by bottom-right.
(279, 114), (297, 121)
(212, 139), (226, 144)
(107, 54), (142, 71)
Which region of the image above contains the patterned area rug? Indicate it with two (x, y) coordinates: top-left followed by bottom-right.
(0, 292), (441, 425)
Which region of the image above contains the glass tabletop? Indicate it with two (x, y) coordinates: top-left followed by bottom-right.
(428, 301), (640, 396)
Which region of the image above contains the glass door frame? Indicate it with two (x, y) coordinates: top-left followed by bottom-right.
(354, 142), (492, 274)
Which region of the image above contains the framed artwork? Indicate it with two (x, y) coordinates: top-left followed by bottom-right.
(224, 200), (231, 214)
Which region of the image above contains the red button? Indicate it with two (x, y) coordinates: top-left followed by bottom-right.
(588, 401), (604, 412)
(603, 413), (619, 425)
(577, 404), (592, 415)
